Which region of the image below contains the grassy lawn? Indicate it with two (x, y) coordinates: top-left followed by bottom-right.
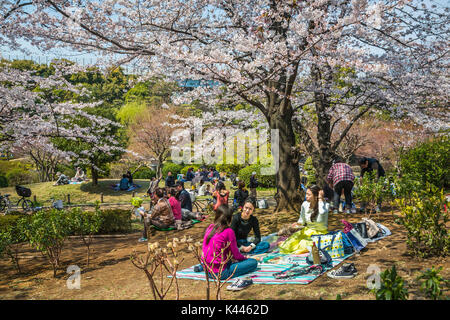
(0, 178), (277, 207)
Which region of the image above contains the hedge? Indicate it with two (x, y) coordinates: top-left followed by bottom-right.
(0, 209), (132, 236)
(162, 162), (184, 177)
(238, 164), (276, 188)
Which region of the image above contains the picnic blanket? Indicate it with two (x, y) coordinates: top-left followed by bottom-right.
(174, 252), (355, 285)
(69, 181), (85, 185)
(111, 184), (141, 192)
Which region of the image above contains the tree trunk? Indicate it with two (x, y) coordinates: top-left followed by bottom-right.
(91, 165), (99, 186)
(268, 113), (302, 213)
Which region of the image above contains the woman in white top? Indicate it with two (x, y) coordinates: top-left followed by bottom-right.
(294, 185), (330, 229)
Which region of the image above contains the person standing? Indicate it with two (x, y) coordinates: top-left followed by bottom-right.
(326, 159), (355, 214)
(249, 172), (258, 200)
(359, 157), (386, 213)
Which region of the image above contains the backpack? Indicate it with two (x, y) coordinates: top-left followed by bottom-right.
(362, 218), (383, 238)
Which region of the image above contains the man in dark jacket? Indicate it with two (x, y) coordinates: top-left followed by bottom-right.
(165, 171), (176, 188)
(175, 181), (198, 220)
(249, 171), (258, 200)
(359, 157), (385, 213)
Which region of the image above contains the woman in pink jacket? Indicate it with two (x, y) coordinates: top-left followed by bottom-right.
(195, 205), (258, 280)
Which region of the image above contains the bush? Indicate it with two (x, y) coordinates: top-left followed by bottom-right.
(161, 162), (184, 177)
(398, 136), (450, 189)
(215, 163), (244, 175)
(108, 162), (129, 179)
(180, 165), (201, 176)
(23, 209), (72, 277)
(0, 174), (8, 187)
(0, 214), (30, 273)
(133, 166), (156, 179)
(96, 209), (132, 234)
(353, 172), (391, 213)
(373, 265), (409, 300)
(238, 164), (276, 188)
(416, 266), (448, 300)
(5, 168), (39, 185)
(395, 186), (449, 258)
(303, 157), (316, 187)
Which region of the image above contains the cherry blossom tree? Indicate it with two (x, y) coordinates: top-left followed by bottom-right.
(0, 60), (125, 181)
(1, 0), (448, 211)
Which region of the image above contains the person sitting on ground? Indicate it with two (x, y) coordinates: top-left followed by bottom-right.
(197, 180), (210, 196)
(185, 167), (195, 182)
(233, 181), (249, 211)
(165, 171), (176, 188)
(71, 167), (87, 182)
(168, 187), (183, 229)
(212, 181), (230, 212)
(119, 174), (131, 191)
(278, 185), (329, 236)
(125, 170), (134, 185)
(231, 197), (270, 255)
(147, 187), (175, 230)
(175, 181), (201, 220)
(194, 205), (258, 280)
(54, 172), (70, 186)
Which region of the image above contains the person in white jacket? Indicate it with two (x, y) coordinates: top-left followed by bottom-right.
(296, 185), (330, 229)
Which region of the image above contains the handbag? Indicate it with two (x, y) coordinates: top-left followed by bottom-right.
(347, 229), (368, 251)
(306, 246), (332, 265)
(310, 232), (345, 259)
(362, 218), (382, 238)
(351, 222), (368, 238)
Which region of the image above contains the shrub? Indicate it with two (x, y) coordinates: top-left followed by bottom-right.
(180, 165), (201, 176)
(395, 186), (449, 258)
(416, 266), (448, 300)
(0, 215), (29, 273)
(0, 174), (8, 187)
(373, 265), (409, 300)
(161, 162), (184, 177)
(96, 209), (132, 234)
(303, 157), (316, 186)
(5, 168), (39, 185)
(238, 164), (276, 188)
(24, 209), (72, 277)
(353, 172), (391, 214)
(133, 166), (156, 179)
(398, 136), (450, 189)
(108, 162), (129, 179)
(215, 164), (244, 175)
(68, 208), (104, 266)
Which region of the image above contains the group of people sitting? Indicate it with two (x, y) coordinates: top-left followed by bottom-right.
(118, 171), (136, 191)
(53, 167), (87, 186)
(137, 180), (203, 242)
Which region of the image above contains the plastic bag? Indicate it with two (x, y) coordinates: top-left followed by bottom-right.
(278, 222), (328, 254)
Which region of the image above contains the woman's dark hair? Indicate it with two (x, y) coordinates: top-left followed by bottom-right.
(206, 205), (232, 244)
(238, 181), (245, 190)
(244, 197), (256, 209)
(308, 185), (321, 221)
(359, 157), (368, 165)
(122, 174), (127, 178)
(215, 181), (226, 191)
(169, 187), (177, 198)
(154, 187), (165, 199)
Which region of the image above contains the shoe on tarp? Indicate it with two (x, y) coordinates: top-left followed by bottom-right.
(327, 263), (357, 279)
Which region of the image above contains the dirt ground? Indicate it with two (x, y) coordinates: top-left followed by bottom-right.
(0, 206), (448, 300)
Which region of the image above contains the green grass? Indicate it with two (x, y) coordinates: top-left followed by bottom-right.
(0, 179), (153, 206)
(0, 178), (277, 207)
